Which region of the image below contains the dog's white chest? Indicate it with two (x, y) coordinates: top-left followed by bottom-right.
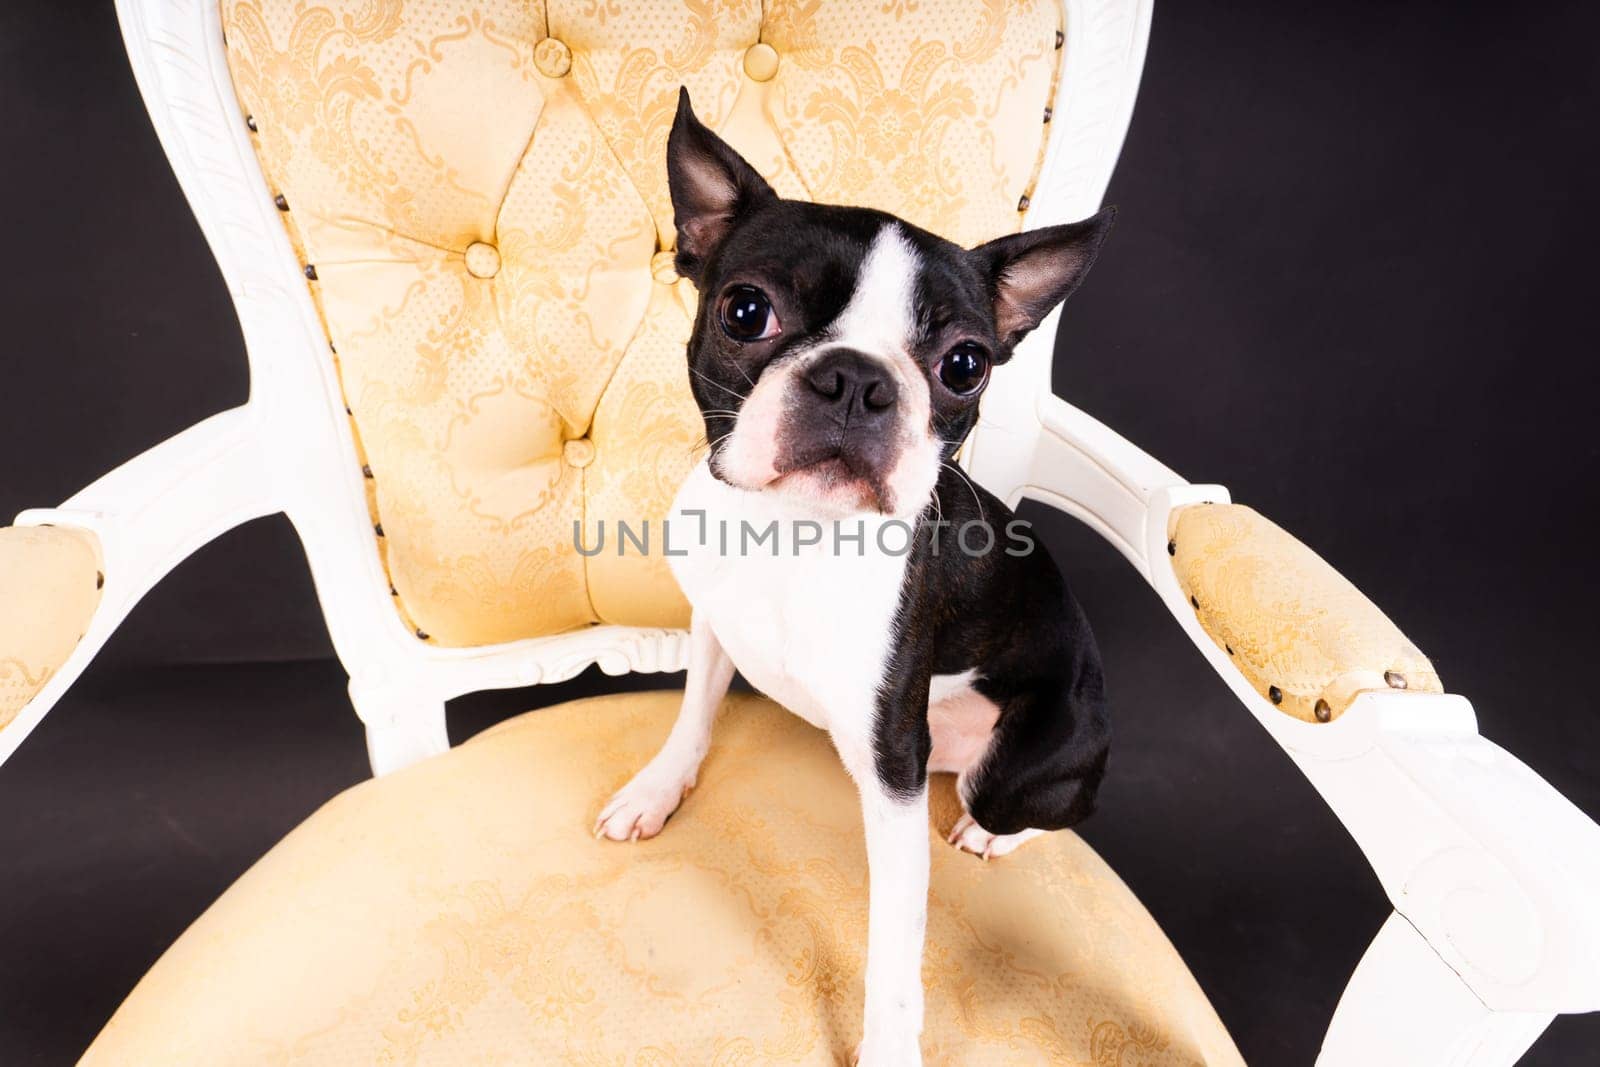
(668, 462), (910, 729)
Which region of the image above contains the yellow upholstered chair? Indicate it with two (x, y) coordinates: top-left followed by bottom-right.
(4, 1), (1598, 1063)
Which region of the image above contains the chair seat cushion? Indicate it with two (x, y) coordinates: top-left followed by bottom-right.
(84, 692), (1242, 1065)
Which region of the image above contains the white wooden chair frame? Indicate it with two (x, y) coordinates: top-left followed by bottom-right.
(4, 0), (1596, 1061)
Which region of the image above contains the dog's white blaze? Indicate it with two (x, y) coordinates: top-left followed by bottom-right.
(823, 226), (943, 517)
(829, 224), (921, 359)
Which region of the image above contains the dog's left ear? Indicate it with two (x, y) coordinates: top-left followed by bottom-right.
(969, 207), (1116, 348)
(667, 87), (776, 284)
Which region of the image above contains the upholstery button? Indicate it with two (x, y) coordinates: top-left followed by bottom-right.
(563, 437), (596, 468)
(465, 241), (501, 279)
(744, 42), (779, 82)
(651, 250), (680, 284)
(535, 37), (572, 78)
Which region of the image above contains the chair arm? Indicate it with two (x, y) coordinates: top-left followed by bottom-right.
(1168, 502), (1442, 723)
(1157, 504), (1600, 1017)
(0, 405), (278, 766)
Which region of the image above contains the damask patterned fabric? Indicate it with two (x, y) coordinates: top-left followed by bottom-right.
(0, 526), (101, 732)
(1169, 503), (1442, 723)
(222, 0), (1063, 645)
(84, 691), (1243, 1065)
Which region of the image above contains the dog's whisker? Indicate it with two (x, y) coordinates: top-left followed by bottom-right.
(940, 459), (986, 522)
(726, 359), (757, 391)
(690, 368), (749, 402)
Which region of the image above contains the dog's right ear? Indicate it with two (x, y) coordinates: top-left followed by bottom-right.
(667, 87), (775, 284)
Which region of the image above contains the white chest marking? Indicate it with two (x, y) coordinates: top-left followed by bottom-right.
(668, 462), (914, 732)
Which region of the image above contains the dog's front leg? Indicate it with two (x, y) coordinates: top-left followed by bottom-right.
(831, 711), (930, 1066)
(596, 613), (733, 841)
(856, 783), (929, 1065)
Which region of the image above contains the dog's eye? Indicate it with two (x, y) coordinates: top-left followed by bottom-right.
(718, 285), (780, 343)
(937, 343), (991, 396)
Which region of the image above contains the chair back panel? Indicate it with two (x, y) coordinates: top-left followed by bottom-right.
(222, 0), (1063, 645)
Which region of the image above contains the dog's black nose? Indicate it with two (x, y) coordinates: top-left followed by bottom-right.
(803, 350), (898, 419)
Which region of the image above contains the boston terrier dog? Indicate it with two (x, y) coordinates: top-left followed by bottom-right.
(596, 89), (1113, 1064)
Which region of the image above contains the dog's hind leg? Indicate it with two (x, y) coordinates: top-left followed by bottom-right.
(928, 685), (1047, 860)
(955, 673), (1110, 854)
(595, 614), (734, 842)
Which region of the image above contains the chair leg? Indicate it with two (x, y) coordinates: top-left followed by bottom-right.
(358, 694), (450, 777)
(1319, 912), (1553, 1067)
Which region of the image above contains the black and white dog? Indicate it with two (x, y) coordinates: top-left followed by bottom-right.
(596, 90), (1113, 1064)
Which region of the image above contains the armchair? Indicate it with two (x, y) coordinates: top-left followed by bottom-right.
(3, 0), (1595, 1062)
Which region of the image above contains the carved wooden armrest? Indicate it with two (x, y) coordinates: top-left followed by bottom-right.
(1167, 503), (1441, 723)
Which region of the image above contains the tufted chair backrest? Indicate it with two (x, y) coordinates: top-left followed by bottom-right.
(222, 0), (1064, 647)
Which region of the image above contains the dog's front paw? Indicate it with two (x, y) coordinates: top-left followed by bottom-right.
(946, 813), (1043, 860)
(594, 767), (693, 842)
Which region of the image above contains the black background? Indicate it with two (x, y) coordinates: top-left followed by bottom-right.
(2, 1), (1597, 1063)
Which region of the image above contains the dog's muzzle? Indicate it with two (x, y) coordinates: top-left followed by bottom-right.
(773, 349), (910, 508)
